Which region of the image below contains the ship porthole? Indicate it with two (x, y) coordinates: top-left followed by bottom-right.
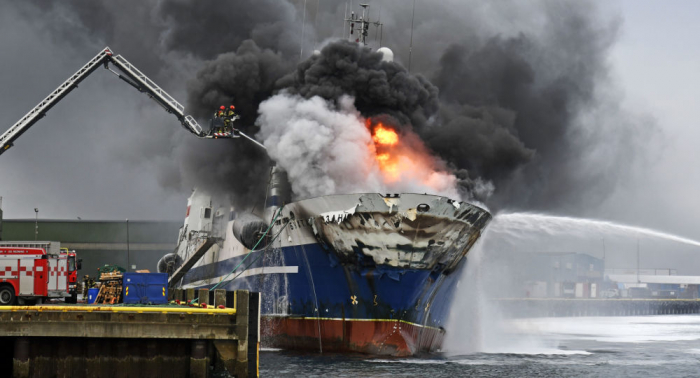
(417, 204), (430, 212)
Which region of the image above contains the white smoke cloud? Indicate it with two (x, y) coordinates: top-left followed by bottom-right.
(256, 93), (461, 200)
(256, 93), (380, 198)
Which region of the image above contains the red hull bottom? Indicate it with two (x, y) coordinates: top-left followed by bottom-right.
(261, 316), (445, 356)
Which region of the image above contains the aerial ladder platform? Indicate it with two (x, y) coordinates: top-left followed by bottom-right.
(0, 47), (263, 156)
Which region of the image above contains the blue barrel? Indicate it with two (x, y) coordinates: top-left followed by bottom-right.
(87, 288), (99, 304)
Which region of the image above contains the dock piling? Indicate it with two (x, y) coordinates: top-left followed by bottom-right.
(214, 289), (226, 308)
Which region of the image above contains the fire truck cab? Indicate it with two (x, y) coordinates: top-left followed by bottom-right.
(0, 242), (78, 305)
(61, 247), (82, 303)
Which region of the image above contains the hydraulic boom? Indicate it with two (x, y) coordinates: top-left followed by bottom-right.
(0, 47), (259, 156)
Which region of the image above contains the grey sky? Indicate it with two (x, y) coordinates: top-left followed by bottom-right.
(598, 1), (700, 237)
(0, 1), (699, 272)
(0, 3), (189, 221)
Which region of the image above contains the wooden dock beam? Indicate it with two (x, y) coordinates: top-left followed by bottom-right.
(0, 290), (260, 378)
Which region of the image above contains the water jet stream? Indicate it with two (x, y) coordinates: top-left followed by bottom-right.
(489, 213), (700, 247)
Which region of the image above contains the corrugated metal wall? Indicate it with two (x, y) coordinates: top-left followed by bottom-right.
(1, 220), (180, 277)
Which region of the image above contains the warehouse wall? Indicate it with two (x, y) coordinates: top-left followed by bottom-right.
(1, 220), (181, 277)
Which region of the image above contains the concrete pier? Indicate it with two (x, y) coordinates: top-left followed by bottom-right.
(496, 298), (700, 318)
(0, 290), (260, 378)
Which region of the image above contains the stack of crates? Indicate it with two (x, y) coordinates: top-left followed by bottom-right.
(122, 272), (168, 304)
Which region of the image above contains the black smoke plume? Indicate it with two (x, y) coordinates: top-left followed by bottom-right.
(427, 11), (629, 212)
(157, 0), (300, 59)
(9, 0), (651, 214)
(272, 41), (495, 201)
(276, 40), (439, 132)
(178, 40), (297, 207)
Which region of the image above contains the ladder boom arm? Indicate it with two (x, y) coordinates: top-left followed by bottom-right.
(0, 48), (112, 155)
(0, 47), (204, 156)
(106, 54), (203, 136)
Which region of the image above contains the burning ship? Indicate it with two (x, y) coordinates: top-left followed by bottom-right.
(158, 5), (492, 356)
(162, 174), (490, 356)
(161, 130), (491, 355)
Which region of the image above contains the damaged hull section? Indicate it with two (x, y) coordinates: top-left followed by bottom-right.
(178, 193), (491, 356)
(309, 194), (489, 271)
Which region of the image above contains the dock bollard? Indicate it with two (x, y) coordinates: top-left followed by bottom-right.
(214, 289), (227, 308)
(186, 288), (196, 303)
(199, 288), (210, 307)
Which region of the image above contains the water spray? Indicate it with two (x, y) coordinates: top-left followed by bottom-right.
(490, 213), (700, 248)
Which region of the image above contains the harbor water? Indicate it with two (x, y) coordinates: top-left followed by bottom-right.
(259, 314), (700, 377)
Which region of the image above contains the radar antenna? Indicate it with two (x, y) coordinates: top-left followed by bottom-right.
(345, 4), (383, 47)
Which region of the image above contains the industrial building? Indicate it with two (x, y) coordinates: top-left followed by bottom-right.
(501, 250), (700, 299)
(605, 268), (700, 299)
(502, 251), (606, 298)
(0, 219), (180, 276)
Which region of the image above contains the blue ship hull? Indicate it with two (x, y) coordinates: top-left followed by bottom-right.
(182, 242), (466, 329)
(172, 192), (490, 355)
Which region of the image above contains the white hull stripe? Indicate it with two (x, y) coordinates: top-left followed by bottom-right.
(0, 256), (42, 259)
(184, 266), (298, 288)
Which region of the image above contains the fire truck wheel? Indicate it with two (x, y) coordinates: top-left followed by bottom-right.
(0, 285), (15, 305)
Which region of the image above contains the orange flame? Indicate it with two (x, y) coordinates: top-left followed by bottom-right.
(366, 117), (453, 190)
(366, 118), (432, 183)
(368, 121), (402, 181)
(375, 152), (399, 180)
(372, 125), (399, 146)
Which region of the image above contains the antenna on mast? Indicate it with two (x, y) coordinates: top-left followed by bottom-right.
(344, 3), (383, 47)
(408, 0), (416, 72)
(312, 0), (320, 51)
(343, 2), (348, 39)
(375, 0), (383, 46)
(300, 0), (307, 61)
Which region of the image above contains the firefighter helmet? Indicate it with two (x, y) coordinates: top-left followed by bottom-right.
(220, 105), (225, 110)
(230, 105), (235, 109)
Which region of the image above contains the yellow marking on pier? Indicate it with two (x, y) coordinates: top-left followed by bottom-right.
(0, 305), (236, 315)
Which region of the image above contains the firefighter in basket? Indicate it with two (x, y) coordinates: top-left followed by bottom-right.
(225, 105), (237, 132)
(214, 105), (226, 134)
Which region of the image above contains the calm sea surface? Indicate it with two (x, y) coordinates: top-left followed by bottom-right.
(257, 315), (700, 377)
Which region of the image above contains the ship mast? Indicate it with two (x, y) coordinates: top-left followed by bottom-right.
(345, 4), (383, 47)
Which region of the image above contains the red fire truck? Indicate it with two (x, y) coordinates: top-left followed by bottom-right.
(0, 242), (80, 305)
